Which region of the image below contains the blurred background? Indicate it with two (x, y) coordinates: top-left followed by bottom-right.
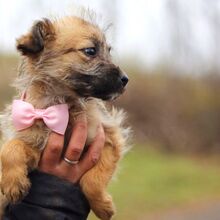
(1, 0), (220, 219)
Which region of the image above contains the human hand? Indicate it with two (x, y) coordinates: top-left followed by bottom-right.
(38, 114), (105, 184)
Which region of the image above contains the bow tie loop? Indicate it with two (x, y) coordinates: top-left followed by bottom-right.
(12, 100), (69, 135)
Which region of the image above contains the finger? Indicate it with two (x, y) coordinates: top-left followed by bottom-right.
(78, 124), (105, 175)
(62, 114), (87, 166)
(40, 132), (64, 167)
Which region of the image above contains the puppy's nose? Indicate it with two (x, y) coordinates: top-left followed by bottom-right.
(121, 75), (129, 87)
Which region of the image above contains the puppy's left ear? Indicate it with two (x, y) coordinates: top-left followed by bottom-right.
(16, 18), (55, 56)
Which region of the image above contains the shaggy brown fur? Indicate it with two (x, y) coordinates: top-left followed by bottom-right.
(0, 15), (129, 220)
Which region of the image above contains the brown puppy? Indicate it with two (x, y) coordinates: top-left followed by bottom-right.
(0, 15), (129, 220)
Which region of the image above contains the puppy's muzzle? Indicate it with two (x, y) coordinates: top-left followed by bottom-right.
(110, 66), (129, 89)
(69, 64), (129, 100)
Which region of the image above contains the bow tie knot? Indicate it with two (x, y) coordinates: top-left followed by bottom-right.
(34, 109), (45, 119)
(12, 100), (69, 135)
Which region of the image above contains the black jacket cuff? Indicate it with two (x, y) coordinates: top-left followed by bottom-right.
(3, 170), (90, 220)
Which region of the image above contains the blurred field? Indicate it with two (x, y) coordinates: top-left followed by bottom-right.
(1, 55), (220, 219)
(89, 146), (220, 220)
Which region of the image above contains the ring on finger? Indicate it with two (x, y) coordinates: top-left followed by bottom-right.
(63, 157), (79, 165)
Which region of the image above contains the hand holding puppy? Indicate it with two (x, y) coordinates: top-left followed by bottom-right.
(39, 114), (105, 184)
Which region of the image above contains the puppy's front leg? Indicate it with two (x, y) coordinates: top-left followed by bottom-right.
(80, 143), (120, 220)
(0, 139), (40, 203)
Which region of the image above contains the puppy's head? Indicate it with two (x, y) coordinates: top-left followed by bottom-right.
(16, 16), (128, 100)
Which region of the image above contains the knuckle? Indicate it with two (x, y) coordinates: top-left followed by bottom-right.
(49, 144), (62, 154)
(77, 122), (87, 131)
(70, 147), (83, 155)
(91, 153), (100, 164)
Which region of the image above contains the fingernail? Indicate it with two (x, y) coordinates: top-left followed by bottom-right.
(97, 123), (104, 132)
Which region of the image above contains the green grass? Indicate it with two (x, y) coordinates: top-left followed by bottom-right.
(89, 146), (220, 220)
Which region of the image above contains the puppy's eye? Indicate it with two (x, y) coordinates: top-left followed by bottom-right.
(83, 47), (97, 57)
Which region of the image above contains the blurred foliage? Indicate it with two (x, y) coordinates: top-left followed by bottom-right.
(116, 66), (220, 154)
(0, 54), (17, 108)
(1, 55), (220, 154)
(89, 146), (220, 220)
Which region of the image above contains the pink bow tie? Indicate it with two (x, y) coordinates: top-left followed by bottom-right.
(12, 100), (69, 135)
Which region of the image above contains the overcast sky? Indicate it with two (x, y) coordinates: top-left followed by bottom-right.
(0, 0), (219, 71)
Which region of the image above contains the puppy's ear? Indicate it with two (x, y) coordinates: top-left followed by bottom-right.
(16, 18), (55, 56)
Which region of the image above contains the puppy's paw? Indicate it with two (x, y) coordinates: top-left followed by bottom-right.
(0, 170), (30, 203)
(92, 195), (115, 220)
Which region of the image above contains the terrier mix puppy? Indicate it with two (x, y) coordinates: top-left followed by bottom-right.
(0, 15), (129, 220)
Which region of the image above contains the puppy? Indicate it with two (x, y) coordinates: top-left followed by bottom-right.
(0, 15), (129, 220)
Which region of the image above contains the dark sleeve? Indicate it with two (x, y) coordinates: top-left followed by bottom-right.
(3, 170), (90, 220)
